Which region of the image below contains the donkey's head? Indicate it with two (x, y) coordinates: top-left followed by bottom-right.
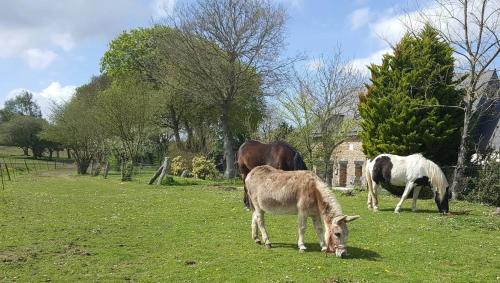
(326, 214), (360, 258)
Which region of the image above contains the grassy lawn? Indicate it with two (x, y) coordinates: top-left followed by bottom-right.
(0, 172), (498, 282)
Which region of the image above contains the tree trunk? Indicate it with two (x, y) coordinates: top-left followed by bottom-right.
(56, 150), (60, 159)
(49, 149), (53, 160)
(221, 105), (236, 178)
(450, 102), (472, 199)
(67, 148), (71, 159)
(22, 147), (29, 156)
(77, 160), (91, 175)
(185, 120), (195, 151)
(103, 161), (110, 179)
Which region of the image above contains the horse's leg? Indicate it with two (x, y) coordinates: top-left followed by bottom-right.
(251, 211), (260, 244)
(395, 181), (414, 213)
(297, 212), (308, 252)
(412, 186), (422, 212)
(312, 216), (326, 252)
(255, 210), (272, 248)
(371, 181), (379, 212)
(366, 170), (374, 209)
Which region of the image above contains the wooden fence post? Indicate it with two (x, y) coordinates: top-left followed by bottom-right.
(4, 163), (11, 181)
(0, 164), (4, 190)
(156, 157), (170, 185)
(24, 160), (30, 174)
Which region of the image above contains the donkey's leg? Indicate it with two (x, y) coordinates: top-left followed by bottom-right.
(395, 181), (414, 213)
(412, 186), (422, 212)
(312, 216), (326, 252)
(255, 210), (272, 248)
(297, 212), (308, 252)
(251, 211), (260, 244)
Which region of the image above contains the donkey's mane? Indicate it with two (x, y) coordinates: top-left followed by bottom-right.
(313, 177), (342, 219)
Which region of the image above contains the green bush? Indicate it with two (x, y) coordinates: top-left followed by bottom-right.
(191, 156), (218, 180)
(466, 162), (500, 207)
(170, 156), (187, 176)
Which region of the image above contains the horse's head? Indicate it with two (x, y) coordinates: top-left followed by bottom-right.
(325, 214), (360, 258)
(434, 186), (452, 214)
(293, 152), (307, 170)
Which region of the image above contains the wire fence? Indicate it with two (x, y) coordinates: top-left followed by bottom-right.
(0, 159), (75, 189)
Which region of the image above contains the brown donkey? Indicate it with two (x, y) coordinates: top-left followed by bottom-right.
(245, 165), (360, 258)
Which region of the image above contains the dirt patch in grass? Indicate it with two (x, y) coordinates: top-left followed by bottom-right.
(58, 242), (92, 257)
(0, 249), (38, 263)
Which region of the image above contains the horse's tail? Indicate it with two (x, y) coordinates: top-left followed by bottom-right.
(293, 152), (308, 170)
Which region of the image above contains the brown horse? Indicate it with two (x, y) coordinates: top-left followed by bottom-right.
(246, 165), (360, 257)
(237, 140), (308, 209)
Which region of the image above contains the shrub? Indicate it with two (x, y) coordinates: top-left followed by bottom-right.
(192, 156), (218, 180)
(170, 156), (187, 176)
(465, 162), (500, 207)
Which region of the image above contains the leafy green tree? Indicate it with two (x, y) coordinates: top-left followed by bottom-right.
(0, 91), (42, 122)
(41, 76), (109, 174)
(359, 25), (463, 165)
(96, 77), (161, 180)
(0, 115), (47, 158)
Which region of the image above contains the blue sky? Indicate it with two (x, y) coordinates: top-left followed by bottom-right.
(2, 0), (495, 117)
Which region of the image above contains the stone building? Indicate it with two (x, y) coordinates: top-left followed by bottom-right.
(331, 133), (367, 188)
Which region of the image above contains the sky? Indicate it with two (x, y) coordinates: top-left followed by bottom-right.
(0, 0), (497, 117)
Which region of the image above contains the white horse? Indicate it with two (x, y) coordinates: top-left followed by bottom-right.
(245, 165), (360, 258)
(365, 153), (450, 213)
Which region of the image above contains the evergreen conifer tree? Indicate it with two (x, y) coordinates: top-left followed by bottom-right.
(359, 25), (463, 165)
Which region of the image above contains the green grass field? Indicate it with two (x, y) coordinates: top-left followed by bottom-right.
(0, 171), (498, 282)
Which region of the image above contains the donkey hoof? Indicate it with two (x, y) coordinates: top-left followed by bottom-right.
(265, 243), (272, 249)
(254, 239), (261, 245)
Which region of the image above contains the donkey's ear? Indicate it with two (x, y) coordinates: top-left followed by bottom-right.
(333, 215), (347, 224)
(345, 215), (360, 222)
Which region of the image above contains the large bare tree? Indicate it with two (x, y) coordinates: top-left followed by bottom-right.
(280, 50), (364, 183)
(416, 0), (500, 198)
(164, 0), (288, 177)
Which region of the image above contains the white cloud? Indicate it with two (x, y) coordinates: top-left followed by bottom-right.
(348, 8), (371, 30)
(21, 49), (57, 70)
(0, 0), (144, 69)
(4, 82), (76, 117)
(51, 32), (75, 51)
(349, 48), (392, 76)
(153, 0), (176, 18)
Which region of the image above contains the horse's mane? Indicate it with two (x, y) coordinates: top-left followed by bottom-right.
(313, 177), (342, 220)
(272, 141), (308, 170)
(417, 155), (449, 201)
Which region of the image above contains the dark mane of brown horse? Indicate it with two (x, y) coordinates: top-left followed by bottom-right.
(237, 140), (307, 208)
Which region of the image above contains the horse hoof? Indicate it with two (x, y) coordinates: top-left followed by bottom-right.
(394, 210), (400, 214)
(321, 247), (327, 252)
(265, 243), (272, 249)
(373, 207), (379, 212)
(255, 239), (261, 245)
(299, 249), (306, 253)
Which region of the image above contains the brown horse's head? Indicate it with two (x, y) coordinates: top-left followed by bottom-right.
(325, 215), (360, 258)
